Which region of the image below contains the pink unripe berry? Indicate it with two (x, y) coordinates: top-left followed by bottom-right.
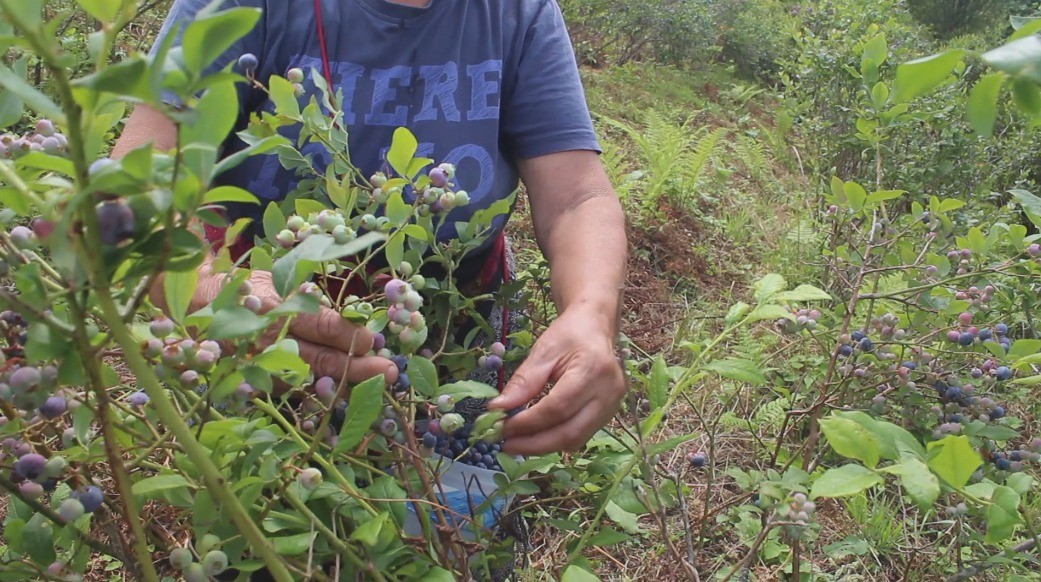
(958, 312), (973, 325)
(385, 279), (409, 303)
(946, 330), (961, 343)
(1029, 244), (1041, 257)
(242, 294), (263, 313)
(35, 119), (55, 137)
(490, 342), (506, 357)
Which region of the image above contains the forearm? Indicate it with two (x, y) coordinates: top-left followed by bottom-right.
(540, 192), (627, 339)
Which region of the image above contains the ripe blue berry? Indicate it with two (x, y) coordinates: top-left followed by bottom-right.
(991, 406), (1006, 419)
(74, 485), (104, 513)
(996, 458), (1012, 471)
(391, 355), (408, 372)
(129, 391), (149, 407)
(978, 328), (993, 341)
(14, 453), (47, 481)
(422, 432), (438, 449)
(39, 396), (67, 419)
(687, 452), (707, 468)
(838, 345), (853, 357)
(394, 372), (411, 392)
(858, 338), (874, 352)
(995, 323), (1009, 336)
(95, 201), (136, 245)
(995, 367), (1012, 381)
(237, 53), (259, 74)
(958, 332), (975, 346)
(9, 366), (41, 393)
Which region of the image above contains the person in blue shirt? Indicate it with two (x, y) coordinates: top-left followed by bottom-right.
(116, 0), (628, 456)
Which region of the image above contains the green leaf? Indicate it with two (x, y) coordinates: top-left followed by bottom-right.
(387, 127), (419, 179)
(604, 501), (642, 534)
(983, 36), (1041, 83)
(269, 76), (301, 118)
(810, 464), (883, 499)
(703, 359), (767, 385)
(861, 34), (888, 70)
(164, 270), (198, 323)
(753, 273), (786, 302)
(967, 73), (1006, 137)
(746, 304), (795, 323)
(132, 474), (195, 500)
(75, 0), (122, 21)
(1009, 339), (1041, 359)
(927, 435), (983, 490)
(349, 511), (390, 547)
(880, 458), (939, 511)
(724, 302), (751, 324)
(271, 532), (318, 556)
(834, 411), (925, 461)
(587, 527), (629, 547)
(1010, 189), (1041, 225)
(820, 416), (881, 468)
(893, 49), (966, 103)
(772, 285), (832, 302)
(561, 565), (601, 582)
(0, 63), (63, 122)
(203, 186), (259, 205)
(407, 356), (438, 397)
(336, 375), (385, 452)
(23, 514), (56, 565)
(263, 201), (286, 242)
(985, 485), (1022, 543)
(207, 306), (269, 340)
(648, 356), (668, 409)
(181, 8), (262, 76)
(1010, 77), (1041, 116)
(866, 189), (906, 204)
(437, 380), (500, 400)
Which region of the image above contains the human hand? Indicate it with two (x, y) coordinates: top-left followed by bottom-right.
(488, 307), (626, 455)
(194, 270), (398, 386)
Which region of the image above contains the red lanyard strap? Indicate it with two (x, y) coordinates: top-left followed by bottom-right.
(313, 0), (336, 88)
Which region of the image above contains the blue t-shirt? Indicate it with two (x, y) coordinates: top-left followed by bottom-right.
(153, 0), (600, 243)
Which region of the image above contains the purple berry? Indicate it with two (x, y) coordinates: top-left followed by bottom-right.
(9, 366), (41, 392)
(95, 201), (136, 245)
(1029, 243), (1041, 257)
(429, 167), (449, 188)
(380, 418), (398, 436)
(372, 332), (386, 351)
(128, 391), (149, 407)
(14, 453), (46, 480)
(946, 330), (961, 343)
(39, 396), (67, 419)
(315, 376), (337, 402)
(385, 279), (409, 303)
(483, 355), (503, 371)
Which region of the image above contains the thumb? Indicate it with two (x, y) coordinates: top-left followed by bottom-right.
(489, 352), (555, 410)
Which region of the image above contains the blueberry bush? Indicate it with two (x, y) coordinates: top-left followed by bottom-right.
(0, 1), (546, 579)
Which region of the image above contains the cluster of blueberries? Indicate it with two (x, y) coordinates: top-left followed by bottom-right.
(775, 308), (822, 334)
(0, 119), (67, 159)
(773, 492), (817, 527)
(945, 314), (1013, 353)
(427, 427), (506, 472)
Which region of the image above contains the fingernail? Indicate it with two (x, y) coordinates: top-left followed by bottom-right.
(489, 396), (505, 407)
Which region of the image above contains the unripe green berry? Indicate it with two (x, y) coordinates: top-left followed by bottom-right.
(169, 547), (193, 570)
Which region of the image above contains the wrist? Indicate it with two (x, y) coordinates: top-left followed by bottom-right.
(559, 298), (621, 343)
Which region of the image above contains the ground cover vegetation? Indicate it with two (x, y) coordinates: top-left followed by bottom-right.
(3, 0), (1041, 580)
